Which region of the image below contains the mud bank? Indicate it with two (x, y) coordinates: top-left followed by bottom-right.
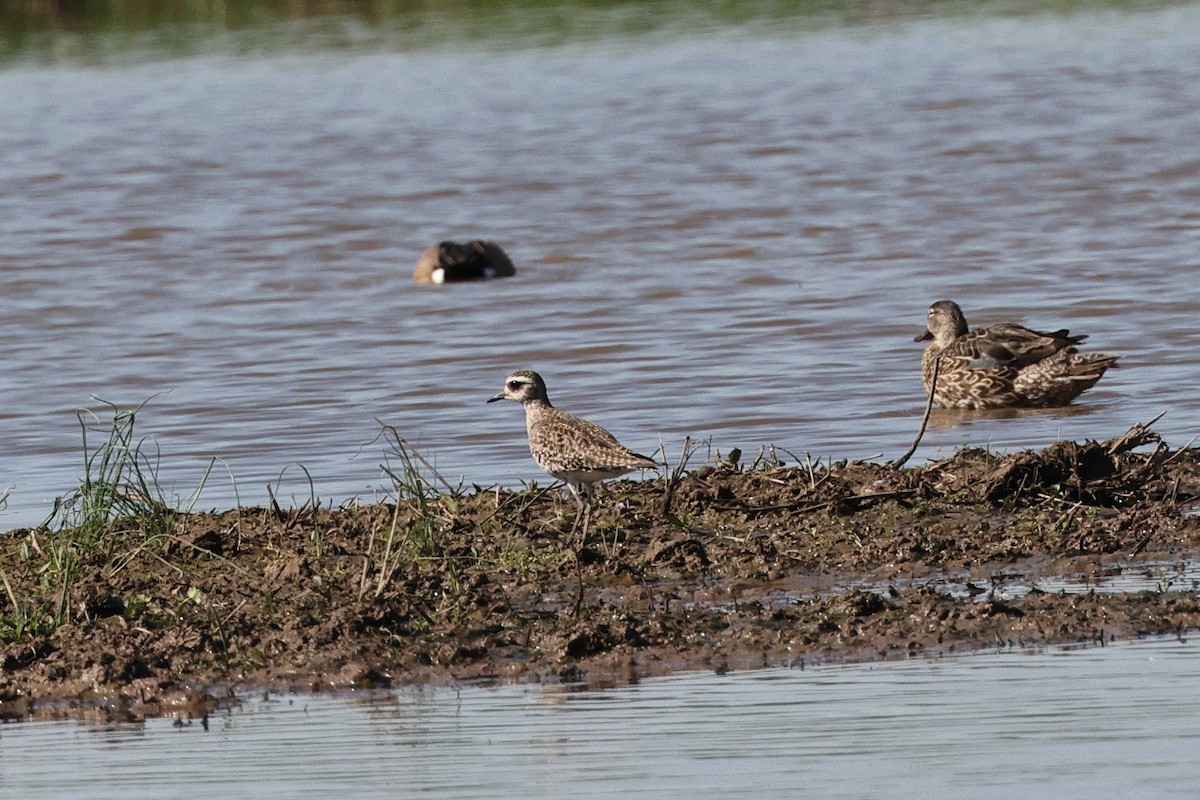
(2, 422), (1199, 721)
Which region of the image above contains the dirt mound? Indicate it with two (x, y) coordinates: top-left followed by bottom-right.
(2, 424), (1199, 720)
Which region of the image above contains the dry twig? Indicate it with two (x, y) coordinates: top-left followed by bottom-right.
(891, 353), (941, 469)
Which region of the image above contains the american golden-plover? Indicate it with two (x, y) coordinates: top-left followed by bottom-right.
(487, 369), (658, 534)
(916, 300), (1119, 409)
(412, 240), (515, 284)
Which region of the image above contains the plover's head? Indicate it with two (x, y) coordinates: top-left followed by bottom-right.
(487, 369), (550, 405)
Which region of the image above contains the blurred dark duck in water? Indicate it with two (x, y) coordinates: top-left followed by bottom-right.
(915, 300), (1119, 409)
(412, 240), (516, 284)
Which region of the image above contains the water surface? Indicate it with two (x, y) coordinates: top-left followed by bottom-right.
(2, 4), (1199, 527)
(1, 637), (1196, 798)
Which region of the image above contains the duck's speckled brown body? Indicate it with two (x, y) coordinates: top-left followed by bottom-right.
(916, 300), (1118, 409)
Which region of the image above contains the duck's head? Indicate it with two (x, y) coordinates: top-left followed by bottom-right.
(916, 300), (968, 343)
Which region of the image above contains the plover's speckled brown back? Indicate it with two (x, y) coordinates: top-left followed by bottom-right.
(487, 369), (658, 504)
(915, 300), (1119, 409)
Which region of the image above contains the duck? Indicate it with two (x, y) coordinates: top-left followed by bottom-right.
(915, 300), (1119, 409)
(412, 240), (515, 284)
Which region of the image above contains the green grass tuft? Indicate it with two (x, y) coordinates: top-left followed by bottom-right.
(1, 399), (213, 644)
(43, 398), (210, 542)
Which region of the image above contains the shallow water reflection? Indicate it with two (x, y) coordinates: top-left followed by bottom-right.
(1, 637), (1196, 798)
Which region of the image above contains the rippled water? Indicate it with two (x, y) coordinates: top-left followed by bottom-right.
(2, 5), (1200, 527)
(1, 637), (1196, 798)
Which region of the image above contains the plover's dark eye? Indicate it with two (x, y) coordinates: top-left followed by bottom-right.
(507, 381), (521, 391)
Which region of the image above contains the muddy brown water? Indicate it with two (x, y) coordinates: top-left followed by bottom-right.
(1, 637), (1197, 799)
(2, 5), (1200, 529)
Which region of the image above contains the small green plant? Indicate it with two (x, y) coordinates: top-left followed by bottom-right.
(1153, 567), (1179, 594)
(359, 425), (464, 600)
(44, 398), (211, 543)
(0, 399), (214, 645)
(0, 569), (53, 640)
(266, 463), (320, 518)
